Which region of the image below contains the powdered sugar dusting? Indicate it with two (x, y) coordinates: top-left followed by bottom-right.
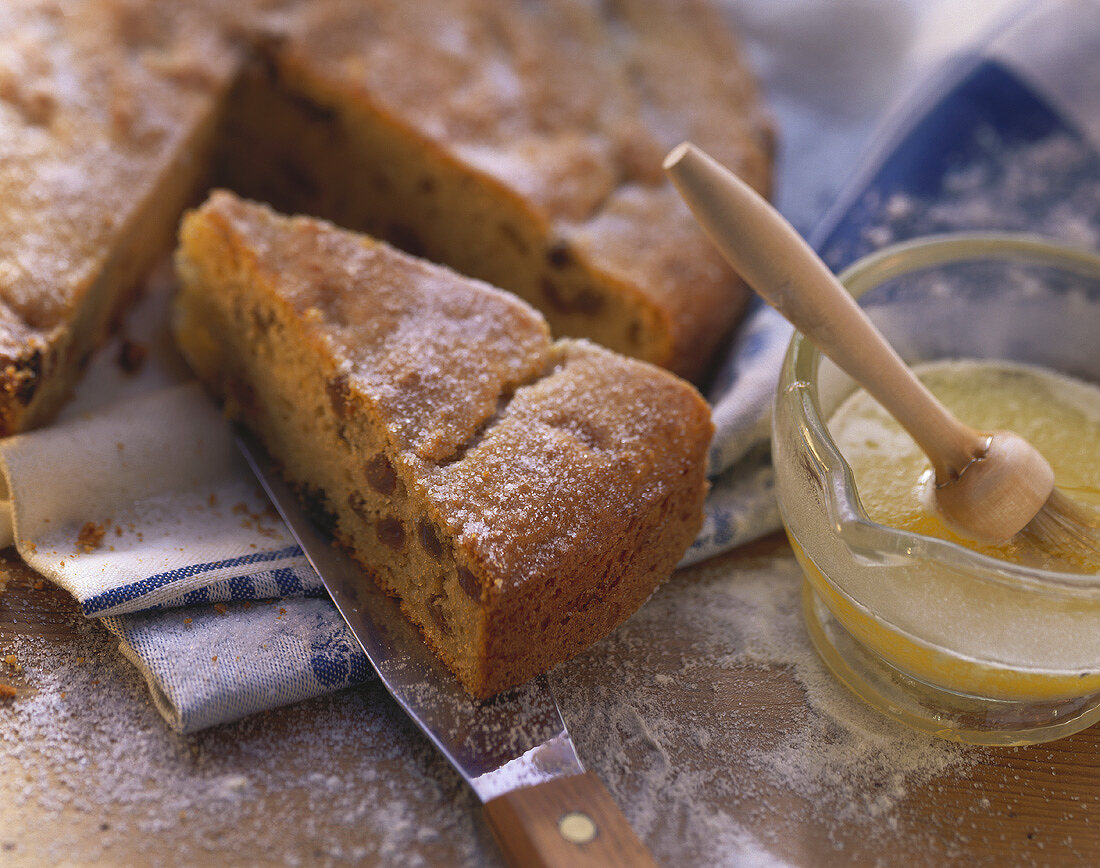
(4, 540), (1100, 863)
(0, 570), (489, 866)
(552, 544), (979, 866)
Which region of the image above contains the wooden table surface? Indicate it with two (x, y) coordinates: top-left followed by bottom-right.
(2, 534), (1099, 867)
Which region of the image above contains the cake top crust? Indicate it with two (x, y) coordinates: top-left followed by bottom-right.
(276, 0), (771, 221)
(0, 0), (239, 355)
(270, 0), (774, 375)
(189, 191), (554, 463)
(422, 338), (713, 590)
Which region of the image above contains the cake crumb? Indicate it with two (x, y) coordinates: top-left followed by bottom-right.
(213, 603), (228, 615)
(4, 654), (18, 670)
(77, 522), (107, 553)
(0, 683), (16, 700)
(117, 339), (148, 374)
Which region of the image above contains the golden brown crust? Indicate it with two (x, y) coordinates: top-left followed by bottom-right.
(424, 339), (712, 593)
(202, 190), (553, 461)
(174, 192), (712, 696)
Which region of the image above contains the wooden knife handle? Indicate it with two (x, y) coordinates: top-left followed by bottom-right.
(483, 771), (659, 868)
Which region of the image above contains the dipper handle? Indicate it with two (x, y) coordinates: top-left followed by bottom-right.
(664, 142), (984, 481)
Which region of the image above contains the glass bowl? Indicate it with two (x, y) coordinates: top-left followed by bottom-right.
(772, 233), (1100, 745)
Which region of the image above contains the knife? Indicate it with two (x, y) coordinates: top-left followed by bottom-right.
(236, 431), (659, 868)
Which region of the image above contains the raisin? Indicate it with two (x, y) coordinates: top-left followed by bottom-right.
(572, 287), (605, 314)
(12, 347), (43, 406)
(364, 454), (396, 495)
(546, 239), (572, 269)
(347, 492), (369, 521)
(117, 340), (148, 374)
(427, 593), (452, 637)
(249, 305), (276, 335)
(326, 373), (350, 417)
(457, 567), (481, 602)
(541, 277), (605, 315)
(418, 518), (443, 560)
(376, 517), (405, 550)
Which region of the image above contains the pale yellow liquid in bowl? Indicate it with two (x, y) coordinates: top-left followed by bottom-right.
(822, 359), (1100, 700)
(832, 359), (1100, 568)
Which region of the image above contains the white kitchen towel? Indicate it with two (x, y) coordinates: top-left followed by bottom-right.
(0, 383), (367, 733)
(103, 596), (371, 733)
(5, 0), (1096, 733)
(0, 384), (319, 616)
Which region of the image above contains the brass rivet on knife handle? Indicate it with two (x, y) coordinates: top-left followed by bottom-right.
(558, 811), (598, 844)
(483, 771), (660, 868)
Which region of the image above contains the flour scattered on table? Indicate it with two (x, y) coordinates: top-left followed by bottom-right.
(554, 545), (977, 867)
(0, 590), (485, 867)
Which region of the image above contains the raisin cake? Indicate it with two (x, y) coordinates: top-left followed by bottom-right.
(1, 0), (772, 435)
(218, 0), (774, 381)
(174, 191), (712, 697)
(0, 0), (241, 432)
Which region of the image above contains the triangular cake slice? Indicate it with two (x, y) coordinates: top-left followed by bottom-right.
(173, 191), (712, 697)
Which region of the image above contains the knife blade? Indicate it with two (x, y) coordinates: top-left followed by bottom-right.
(236, 431), (659, 868)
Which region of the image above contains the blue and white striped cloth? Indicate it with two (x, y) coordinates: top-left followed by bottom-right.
(87, 547), (316, 615)
(3, 0), (1097, 732)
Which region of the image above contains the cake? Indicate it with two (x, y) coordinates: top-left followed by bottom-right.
(0, 0), (772, 435)
(218, 0), (774, 381)
(173, 191), (713, 697)
(0, 0), (241, 433)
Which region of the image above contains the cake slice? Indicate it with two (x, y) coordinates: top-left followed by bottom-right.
(0, 0), (241, 434)
(173, 191), (712, 697)
(217, 0), (773, 381)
